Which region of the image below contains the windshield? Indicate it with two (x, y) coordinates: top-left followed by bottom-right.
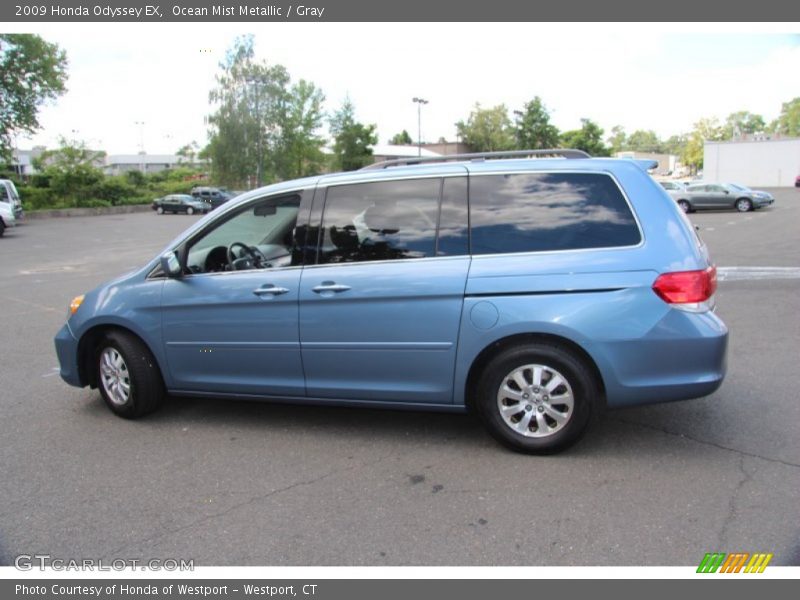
(728, 183), (750, 191)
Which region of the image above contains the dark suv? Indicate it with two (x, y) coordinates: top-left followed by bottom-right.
(191, 186), (231, 209)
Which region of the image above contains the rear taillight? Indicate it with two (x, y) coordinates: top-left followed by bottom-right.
(652, 266), (717, 311)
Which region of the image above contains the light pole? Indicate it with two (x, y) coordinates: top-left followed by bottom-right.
(134, 121), (146, 173)
(412, 97), (428, 157)
(245, 77), (264, 187)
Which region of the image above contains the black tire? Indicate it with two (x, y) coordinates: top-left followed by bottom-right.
(736, 198), (753, 212)
(475, 343), (600, 454)
(0, 219), (5, 237)
(677, 200), (691, 213)
(95, 331), (165, 419)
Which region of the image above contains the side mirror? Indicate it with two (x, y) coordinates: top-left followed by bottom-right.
(160, 251), (182, 278)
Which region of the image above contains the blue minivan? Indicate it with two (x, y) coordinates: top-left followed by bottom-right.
(55, 151), (728, 453)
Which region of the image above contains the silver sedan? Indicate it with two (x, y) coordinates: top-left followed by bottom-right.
(668, 182), (775, 213)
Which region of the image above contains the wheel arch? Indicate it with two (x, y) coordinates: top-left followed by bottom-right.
(77, 324), (164, 389)
(464, 332), (606, 412)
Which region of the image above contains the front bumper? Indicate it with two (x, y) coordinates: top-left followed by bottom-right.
(754, 197), (774, 208)
(54, 323), (83, 387)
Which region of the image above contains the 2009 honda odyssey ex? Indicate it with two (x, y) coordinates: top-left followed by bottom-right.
(54, 150), (728, 454)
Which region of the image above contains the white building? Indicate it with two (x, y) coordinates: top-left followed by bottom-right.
(104, 153), (207, 176)
(704, 137), (800, 187)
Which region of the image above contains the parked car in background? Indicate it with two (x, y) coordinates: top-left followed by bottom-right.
(152, 194), (211, 215)
(0, 198), (16, 237)
(191, 186), (232, 209)
(795, 175), (799, 188)
(55, 150), (728, 455)
(658, 180), (686, 192)
(669, 182), (775, 213)
(0, 178), (24, 220)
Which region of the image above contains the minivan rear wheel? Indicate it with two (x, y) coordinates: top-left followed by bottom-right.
(96, 331), (164, 418)
(475, 344), (597, 454)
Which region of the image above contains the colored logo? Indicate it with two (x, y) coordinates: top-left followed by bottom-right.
(697, 552), (773, 573)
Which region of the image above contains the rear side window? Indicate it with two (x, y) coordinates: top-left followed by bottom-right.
(318, 179), (441, 264)
(469, 172), (641, 255)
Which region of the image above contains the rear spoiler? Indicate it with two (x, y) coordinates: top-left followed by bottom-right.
(626, 158), (659, 172)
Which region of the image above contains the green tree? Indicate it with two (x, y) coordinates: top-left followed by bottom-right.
(560, 119), (609, 156)
(607, 125), (627, 154)
(513, 97), (560, 150)
(329, 98), (378, 171)
(770, 97), (800, 137)
(0, 34), (68, 162)
(176, 141), (199, 164)
(455, 104), (514, 152)
(662, 134), (688, 158)
(206, 36), (326, 187)
(682, 117), (724, 173)
(33, 137), (106, 207)
(722, 111), (766, 139)
(389, 130), (413, 145)
(626, 129), (663, 153)
(273, 78), (326, 180)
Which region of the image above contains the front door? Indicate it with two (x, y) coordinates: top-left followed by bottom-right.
(161, 191), (309, 396)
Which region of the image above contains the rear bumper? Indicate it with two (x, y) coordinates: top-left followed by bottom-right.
(593, 309), (728, 408)
(54, 323), (83, 387)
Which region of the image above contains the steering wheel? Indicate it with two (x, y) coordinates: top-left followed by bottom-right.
(227, 242), (269, 271)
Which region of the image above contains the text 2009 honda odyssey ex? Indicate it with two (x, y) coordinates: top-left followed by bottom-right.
(55, 150), (727, 454)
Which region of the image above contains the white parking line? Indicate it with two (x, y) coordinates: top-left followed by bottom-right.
(717, 266), (800, 281)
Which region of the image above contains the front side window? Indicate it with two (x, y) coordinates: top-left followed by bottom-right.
(318, 179), (441, 264)
(469, 172), (641, 255)
(185, 194), (301, 274)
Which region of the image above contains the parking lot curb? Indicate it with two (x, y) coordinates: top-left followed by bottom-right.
(24, 204), (152, 219)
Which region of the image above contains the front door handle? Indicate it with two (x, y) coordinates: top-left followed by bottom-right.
(311, 281), (351, 294)
(253, 284), (289, 297)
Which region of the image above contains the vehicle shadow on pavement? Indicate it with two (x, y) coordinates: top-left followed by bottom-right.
(75, 391), (727, 460)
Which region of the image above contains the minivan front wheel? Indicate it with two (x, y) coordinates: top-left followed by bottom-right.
(96, 331), (164, 418)
(475, 344), (597, 454)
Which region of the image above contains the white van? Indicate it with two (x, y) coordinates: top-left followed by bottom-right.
(0, 179), (23, 217)
(0, 201), (15, 237)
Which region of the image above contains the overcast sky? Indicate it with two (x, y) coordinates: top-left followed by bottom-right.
(6, 23), (800, 155)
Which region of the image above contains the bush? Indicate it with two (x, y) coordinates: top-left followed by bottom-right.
(17, 186), (54, 210)
(94, 176), (137, 206)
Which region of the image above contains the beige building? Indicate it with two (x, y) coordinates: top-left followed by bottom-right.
(614, 152), (678, 175)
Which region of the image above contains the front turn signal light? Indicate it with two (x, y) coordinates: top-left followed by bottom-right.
(69, 294), (85, 315)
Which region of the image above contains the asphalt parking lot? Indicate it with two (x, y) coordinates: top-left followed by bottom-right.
(1, 190), (798, 567)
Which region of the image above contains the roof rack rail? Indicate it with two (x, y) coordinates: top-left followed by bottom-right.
(361, 148), (591, 171)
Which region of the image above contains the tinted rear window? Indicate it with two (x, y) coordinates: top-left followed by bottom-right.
(469, 172), (641, 255)
(318, 179), (441, 264)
